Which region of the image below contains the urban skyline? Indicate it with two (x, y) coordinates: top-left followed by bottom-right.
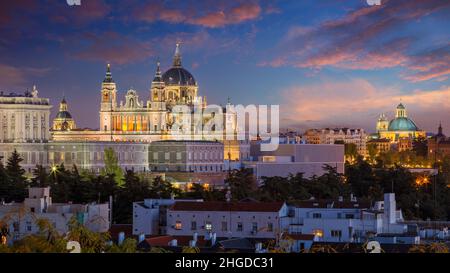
(0, 0), (449, 134)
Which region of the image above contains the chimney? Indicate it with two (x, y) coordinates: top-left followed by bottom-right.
(118, 232), (125, 245)
(169, 239), (178, 247)
(384, 193), (396, 224)
(211, 233), (217, 246)
(138, 234), (145, 243)
(193, 232), (198, 242)
(255, 242), (263, 253)
(189, 240), (196, 247)
(338, 196), (343, 202)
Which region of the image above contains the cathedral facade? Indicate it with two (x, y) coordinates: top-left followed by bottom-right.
(52, 44), (228, 143)
(51, 44), (246, 161)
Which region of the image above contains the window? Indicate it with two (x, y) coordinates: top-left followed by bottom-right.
(30, 207), (35, 213)
(191, 221), (197, 231)
(205, 222), (212, 231)
(176, 152), (181, 160)
(26, 221), (32, 232)
(312, 213), (322, 219)
(345, 214), (354, 219)
(237, 222), (243, 232)
(165, 152), (170, 161)
(221, 221), (228, 232)
(337, 213), (342, 219)
(252, 222), (258, 233)
(331, 230), (342, 238)
(175, 221), (182, 230)
(153, 152), (158, 160)
(267, 222), (273, 232)
(313, 229), (324, 237)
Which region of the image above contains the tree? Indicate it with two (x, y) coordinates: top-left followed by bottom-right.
(150, 175), (180, 199)
(225, 168), (257, 201)
(102, 148), (124, 187)
(412, 136), (428, 157)
(0, 159), (9, 203)
(5, 150), (28, 202)
(344, 143), (358, 162)
(367, 143), (378, 164)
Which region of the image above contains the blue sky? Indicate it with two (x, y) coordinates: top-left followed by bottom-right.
(0, 0), (449, 134)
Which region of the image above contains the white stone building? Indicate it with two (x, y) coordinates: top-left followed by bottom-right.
(0, 86), (51, 143)
(166, 201), (288, 239)
(302, 128), (367, 155)
(286, 193), (411, 243)
(0, 187), (110, 243)
(149, 140), (224, 173)
(246, 143), (345, 182)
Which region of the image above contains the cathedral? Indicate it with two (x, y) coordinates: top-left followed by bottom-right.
(52, 44), (234, 142)
(51, 44), (244, 160)
(375, 103), (426, 142)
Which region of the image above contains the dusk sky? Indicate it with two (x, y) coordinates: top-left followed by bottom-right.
(0, 0), (449, 134)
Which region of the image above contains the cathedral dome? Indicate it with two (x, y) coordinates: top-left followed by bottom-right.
(56, 111), (73, 119)
(161, 43), (196, 86)
(388, 117), (418, 131)
(162, 67), (196, 86)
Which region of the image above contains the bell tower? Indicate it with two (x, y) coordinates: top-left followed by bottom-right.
(151, 61), (165, 102)
(100, 63), (117, 131)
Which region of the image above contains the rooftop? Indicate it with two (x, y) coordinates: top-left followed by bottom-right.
(170, 201), (285, 212)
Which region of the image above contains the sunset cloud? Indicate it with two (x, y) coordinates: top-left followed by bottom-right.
(279, 79), (450, 133)
(134, 1), (262, 28)
(71, 32), (154, 65)
(262, 0), (450, 82)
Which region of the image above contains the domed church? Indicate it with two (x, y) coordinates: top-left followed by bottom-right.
(52, 97), (76, 131)
(52, 43), (236, 144)
(375, 103), (425, 142)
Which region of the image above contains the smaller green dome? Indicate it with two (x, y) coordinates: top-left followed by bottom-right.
(388, 117), (418, 131)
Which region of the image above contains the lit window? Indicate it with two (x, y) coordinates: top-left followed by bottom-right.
(205, 222), (212, 231)
(175, 221), (182, 230)
(313, 229), (323, 237)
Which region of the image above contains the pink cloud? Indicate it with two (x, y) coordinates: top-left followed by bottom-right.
(71, 32), (154, 65)
(262, 0), (450, 82)
(279, 79), (450, 133)
(134, 1), (262, 28)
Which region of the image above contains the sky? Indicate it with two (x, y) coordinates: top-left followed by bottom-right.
(0, 0), (449, 134)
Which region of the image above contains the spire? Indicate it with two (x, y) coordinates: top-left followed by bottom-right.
(103, 63), (113, 83)
(60, 96), (68, 112)
(438, 121), (443, 135)
(153, 60), (162, 82)
(173, 43), (182, 67)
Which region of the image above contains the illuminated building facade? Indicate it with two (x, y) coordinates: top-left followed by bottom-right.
(376, 103), (426, 143)
(52, 97), (76, 131)
(0, 86), (51, 143)
(302, 128), (367, 155)
(51, 44), (245, 161)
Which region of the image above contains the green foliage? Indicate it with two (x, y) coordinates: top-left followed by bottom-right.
(0, 150), (28, 202)
(344, 143), (358, 162)
(225, 168), (257, 201)
(102, 148), (124, 187)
